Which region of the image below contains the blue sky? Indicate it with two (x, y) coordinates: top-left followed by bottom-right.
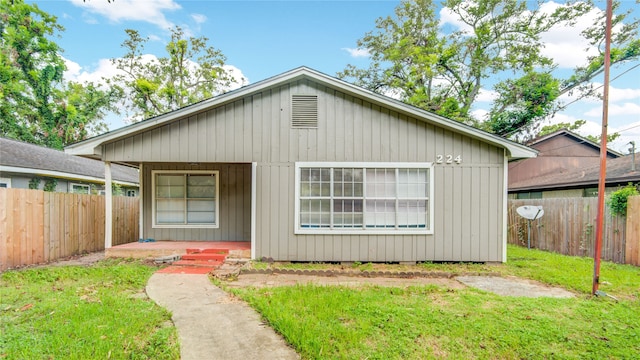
(31, 0), (639, 153)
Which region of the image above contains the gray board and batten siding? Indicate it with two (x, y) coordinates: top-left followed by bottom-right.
(101, 78), (507, 262)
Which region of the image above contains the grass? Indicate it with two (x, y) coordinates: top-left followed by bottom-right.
(0, 259), (179, 360)
(226, 245), (640, 359)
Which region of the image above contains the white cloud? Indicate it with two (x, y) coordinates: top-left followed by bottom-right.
(222, 65), (249, 90)
(69, 0), (180, 30)
(438, 6), (472, 34)
(63, 57), (123, 84)
(191, 13), (207, 24)
(537, 2), (600, 68)
(342, 48), (370, 58)
(475, 88), (498, 102)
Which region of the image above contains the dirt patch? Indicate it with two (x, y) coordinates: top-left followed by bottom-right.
(456, 275), (574, 298)
(223, 272), (466, 289)
(216, 266), (574, 298)
(47, 252), (106, 267)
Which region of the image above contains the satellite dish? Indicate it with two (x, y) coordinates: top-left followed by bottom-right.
(516, 206), (544, 250)
(517, 206), (544, 220)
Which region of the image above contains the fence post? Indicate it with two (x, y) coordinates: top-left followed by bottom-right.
(625, 196), (640, 266)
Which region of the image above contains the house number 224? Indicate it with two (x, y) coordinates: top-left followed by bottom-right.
(436, 154), (462, 164)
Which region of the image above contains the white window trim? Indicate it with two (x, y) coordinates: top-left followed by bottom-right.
(69, 183), (90, 194)
(0, 177), (11, 188)
(294, 162), (434, 235)
(151, 170), (220, 229)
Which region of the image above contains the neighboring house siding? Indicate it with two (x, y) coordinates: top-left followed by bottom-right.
(142, 163), (251, 241)
(103, 79), (506, 262)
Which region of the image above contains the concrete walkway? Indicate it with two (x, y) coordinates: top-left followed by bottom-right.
(146, 273), (299, 360)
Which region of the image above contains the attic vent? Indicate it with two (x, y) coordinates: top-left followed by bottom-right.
(291, 95), (318, 128)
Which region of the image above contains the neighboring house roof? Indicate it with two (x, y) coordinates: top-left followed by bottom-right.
(510, 154), (639, 192)
(0, 137), (139, 185)
(526, 129), (623, 158)
(65, 66), (536, 160)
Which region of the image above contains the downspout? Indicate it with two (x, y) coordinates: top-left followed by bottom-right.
(105, 161), (113, 249)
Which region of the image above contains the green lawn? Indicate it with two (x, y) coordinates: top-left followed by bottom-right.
(227, 245), (640, 359)
(0, 259), (179, 360)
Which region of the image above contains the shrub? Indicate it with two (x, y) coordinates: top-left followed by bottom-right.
(607, 183), (639, 216)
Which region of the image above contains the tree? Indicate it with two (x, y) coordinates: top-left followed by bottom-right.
(535, 119), (620, 143)
(488, 1), (639, 137)
(110, 26), (235, 121)
(338, 0), (591, 123)
(340, 0), (639, 140)
(0, 0), (118, 149)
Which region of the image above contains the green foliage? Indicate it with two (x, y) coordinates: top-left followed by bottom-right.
(341, 0), (638, 137)
(0, 0), (117, 149)
(488, 71), (561, 136)
(42, 178), (57, 192)
(607, 183), (639, 216)
(0, 259), (179, 359)
(28, 177), (41, 190)
(340, 0), (591, 125)
(110, 26), (235, 121)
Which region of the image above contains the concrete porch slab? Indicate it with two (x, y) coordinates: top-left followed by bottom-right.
(106, 241), (251, 259)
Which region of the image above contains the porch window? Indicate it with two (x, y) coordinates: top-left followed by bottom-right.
(152, 170), (219, 228)
(295, 162), (433, 234)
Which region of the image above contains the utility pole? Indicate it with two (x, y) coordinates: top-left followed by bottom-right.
(592, 0), (613, 296)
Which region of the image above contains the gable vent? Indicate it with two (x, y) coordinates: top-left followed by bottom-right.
(291, 95), (318, 128)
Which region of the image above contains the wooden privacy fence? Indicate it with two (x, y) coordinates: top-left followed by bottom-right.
(508, 196), (640, 266)
(0, 188), (139, 271)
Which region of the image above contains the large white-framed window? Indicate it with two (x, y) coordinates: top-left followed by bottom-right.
(152, 170), (219, 228)
(295, 162), (433, 235)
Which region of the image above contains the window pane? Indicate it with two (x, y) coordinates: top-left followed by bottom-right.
(157, 211), (185, 224)
(157, 199), (185, 211)
(366, 168), (395, 197)
(157, 175), (184, 186)
(398, 200), (427, 228)
(187, 211), (215, 223)
(187, 175), (215, 198)
(365, 200), (395, 228)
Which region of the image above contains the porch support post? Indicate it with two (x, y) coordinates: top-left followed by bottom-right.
(502, 152), (508, 263)
(138, 163), (143, 241)
(251, 162), (257, 260)
(105, 161), (113, 249)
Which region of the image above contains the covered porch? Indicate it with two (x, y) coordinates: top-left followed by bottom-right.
(106, 241), (251, 259)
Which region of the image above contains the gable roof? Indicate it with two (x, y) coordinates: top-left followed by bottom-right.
(0, 137), (139, 185)
(527, 129), (622, 157)
(65, 66), (536, 160)
(510, 153), (639, 192)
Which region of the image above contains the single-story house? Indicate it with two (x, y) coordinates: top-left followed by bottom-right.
(0, 137), (139, 196)
(65, 67), (536, 262)
(509, 129), (622, 199)
(510, 153), (639, 198)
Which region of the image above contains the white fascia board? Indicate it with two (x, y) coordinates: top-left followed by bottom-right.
(0, 165), (138, 187)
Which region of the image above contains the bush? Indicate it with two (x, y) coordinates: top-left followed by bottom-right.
(607, 183), (639, 216)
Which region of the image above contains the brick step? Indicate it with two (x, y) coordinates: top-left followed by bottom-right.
(186, 248), (230, 255)
(157, 266), (216, 274)
(181, 253), (227, 262)
(172, 259), (224, 267)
